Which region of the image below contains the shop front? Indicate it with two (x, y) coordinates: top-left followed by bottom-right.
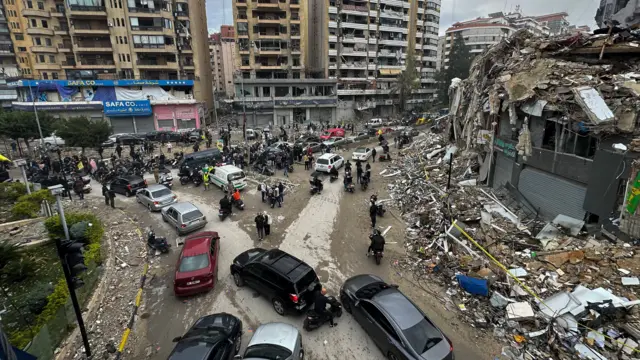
(153, 103), (201, 131)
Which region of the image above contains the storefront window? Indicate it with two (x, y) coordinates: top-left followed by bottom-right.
(157, 119), (174, 129)
(178, 118), (196, 129)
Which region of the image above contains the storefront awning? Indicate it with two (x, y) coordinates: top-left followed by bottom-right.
(379, 69), (402, 76)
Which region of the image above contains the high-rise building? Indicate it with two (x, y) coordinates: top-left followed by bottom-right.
(232, 0), (338, 126)
(328, 0), (441, 121)
(4, 0), (212, 112)
(0, 0), (19, 108)
(210, 28), (236, 98)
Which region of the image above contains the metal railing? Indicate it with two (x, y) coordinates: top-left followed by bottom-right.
(134, 43), (166, 48)
(128, 7), (160, 13)
(69, 5), (105, 11)
(131, 25), (163, 31)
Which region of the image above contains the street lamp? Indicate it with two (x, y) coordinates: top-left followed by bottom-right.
(48, 185), (91, 358)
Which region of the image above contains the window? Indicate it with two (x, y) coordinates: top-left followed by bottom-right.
(38, 55), (45, 63)
(123, 37), (128, 44)
(30, 19), (37, 27)
(361, 302), (399, 341)
(116, 18), (120, 26)
(37, 2), (44, 9)
(42, 72), (48, 79)
(41, 20), (48, 28)
(26, 1), (33, 8)
(126, 54), (130, 61)
(49, 55), (55, 63)
(45, 38), (52, 46)
(118, 36), (123, 44)
(18, 46), (26, 51)
(178, 254), (209, 273)
(52, 72), (58, 79)
(34, 37), (42, 45)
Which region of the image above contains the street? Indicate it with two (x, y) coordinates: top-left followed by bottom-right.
(82, 139), (494, 360)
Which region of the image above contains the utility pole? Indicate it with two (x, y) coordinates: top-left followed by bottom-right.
(240, 73), (247, 141)
(49, 185), (91, 358)
(28, 82), (45, 154)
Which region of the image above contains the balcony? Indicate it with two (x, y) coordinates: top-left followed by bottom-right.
(136, 59), (177, 69)
(22, 9), (50, 17)
(31, 46), (58, 53)
(379, 39), (406, 46)
(256, 47), (285, 55)
(54, 26), (69, 35)
(51, 8), (65, 17)
(131, 25), (163, 32)
(175, 10), (188, 18)
(62, 60), (76, 67)
(26, 27), (54, 36)
(34, 63), (62, 70)
(255, 0), (279, 8)
(74, 42), (113, 52)
(181, 62), (195, 69)
(72, 24), (109, 35)
(77, 59), (115, 68)
(68, 5), (107, 17)
(0, 47), (14, 56)
(254, 16), (285, 24)
(256, 32), (286, 39)
(290, 0), (299, 7)
(342, 21), (369, 31)
(134, 43), (177, 52)
(58, 43), (72, 52)
(236, 0), (247, 6)
(128, 7), (160, 13)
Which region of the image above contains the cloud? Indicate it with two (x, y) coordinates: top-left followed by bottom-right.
(439, 0), (601, 35)
(206, 0), (234, 33)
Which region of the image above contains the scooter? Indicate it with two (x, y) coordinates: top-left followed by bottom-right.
(378, 153), (392, 162)
(372, 249), (383, 265)
(147, 228), (171, 254)
(345, 183), (355, 193)
(361, 177), (369, 191)
(218, 207), (231, 221)
(310, 183), (323, 195)
(232, 198), (245, 211)
(192, 171), (203, 187)
(329, 174), (338, 183)
(159, 174), (173, 189)
(303, 296), (342, 331)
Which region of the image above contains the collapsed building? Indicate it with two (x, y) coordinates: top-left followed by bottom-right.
(385, 28), (640, 359)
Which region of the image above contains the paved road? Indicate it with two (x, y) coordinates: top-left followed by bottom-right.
(80, 141), (492, 360)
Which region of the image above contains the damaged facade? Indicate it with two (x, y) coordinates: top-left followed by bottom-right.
(448, 29), (640, 228)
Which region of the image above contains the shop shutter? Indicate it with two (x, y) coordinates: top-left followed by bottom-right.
(109, 117), (135, 134)
(134, 115), (155, 134)
(492, 153), (514, 190)
(518, 168), (587, 220)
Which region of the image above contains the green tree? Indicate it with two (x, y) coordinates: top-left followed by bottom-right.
(437, 33), (474, 106)
(391, 52), (420, 112)
(55, 116), (112, 153)
(0, 111), (57, 152)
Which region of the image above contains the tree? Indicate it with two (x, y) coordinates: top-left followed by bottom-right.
(436, 33), (474, 106)
(391, 52), (420, 112)
(55, 116), (112, 153)
(0, 111), (57, 152)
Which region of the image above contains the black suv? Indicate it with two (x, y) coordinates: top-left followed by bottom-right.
(109, 175), (147, 197)
(231, 248), (321, 316)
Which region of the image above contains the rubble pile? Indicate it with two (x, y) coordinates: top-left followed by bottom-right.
(387, 135), (640, 359)
(449, 29), (640, 151)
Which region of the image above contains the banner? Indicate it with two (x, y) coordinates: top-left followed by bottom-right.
(8, 79), (194, 87)
(103, 100), (152, 117)
(626, 170), (640, 214)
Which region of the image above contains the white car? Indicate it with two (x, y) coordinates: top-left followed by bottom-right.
(352, 147), (373, 161)
(315, 153), (344, 173)
(321, 137), (345, 148)
(40, 133), (65, 146)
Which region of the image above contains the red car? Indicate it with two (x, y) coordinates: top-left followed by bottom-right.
(174, 231), (220, 297)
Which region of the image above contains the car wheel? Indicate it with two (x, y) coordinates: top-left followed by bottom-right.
(233, 272), (244, 287)
(175, 226), (180, 235)
(272, 297), (285, 316)
(147, 204), (152, 211)
(342, 297), (352, 314)
(220, 184), (224, 191)
(136, 196), (141, 204)
(162, 214), (167, 222)
(126, 190), (132, 197)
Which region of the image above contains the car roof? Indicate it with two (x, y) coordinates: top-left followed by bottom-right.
(318, 153), (338, 159)
(171, 202), (199, 213)
(185, 231), (220, 241)
(372, 288), (426, 330)
(258, 249), (311, 280)
(248, 322), (298, 351)
(216, 165), (242, 172)
(182, 236), (211, 257)
(146, 184), (168, 191)
(121, 175), (143, 181)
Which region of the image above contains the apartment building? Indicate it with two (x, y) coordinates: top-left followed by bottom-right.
(0, 0), (18, 107)
(328, 0), (441, 122)
(534, 12), (569, 35)
(232, 0), (338, 126)
(210, 28), (236, 98)
(3, 0), (213, 113)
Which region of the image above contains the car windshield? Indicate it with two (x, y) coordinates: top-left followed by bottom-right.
(355, 148), (366, 153)
(228, 172), (245, 181)
(179, 254), (210, 272)
(151, 189), (172, 198)
(294, 269), (317, 293)
(243, 344), (292, 360)
(401, 318), (443, 353)
(317, 159), (329, 165)
(322, 131), (331, 137)
(182, 210), (203, 222)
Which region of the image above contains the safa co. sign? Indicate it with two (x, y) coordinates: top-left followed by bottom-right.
(103, 100), (152, 117)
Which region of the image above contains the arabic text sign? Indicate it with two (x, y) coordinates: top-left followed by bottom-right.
(103, 100), (152, 117)
(493, 138), (517, 159)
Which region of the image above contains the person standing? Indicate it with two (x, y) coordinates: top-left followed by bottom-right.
(73, 176), (85, 200)
(263, 211), (272, 237)
(273, 185), (281, 208)
(98, 145), (104, 160)
(154, 166), (160, 184)
(203, 171), (210, 190)
(369, 201), (377, 228)
(193, 141), (200, 153)
(102, 184), (115, 208)
(167, 141), (173, 153)
(303, 154), (309, 170)
(260, 182), (267, 203)
(254, 212), (265, 241)
(115, 143), (123, 158)
(278, 182), (285, 204)
(283, 161), (289, 177)
(372, 147), (377, 163)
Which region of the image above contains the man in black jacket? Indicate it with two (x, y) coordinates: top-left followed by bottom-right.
(369, 202), (377, 228)
(314, 288), (336, 327)
(367, 229), (386, 256)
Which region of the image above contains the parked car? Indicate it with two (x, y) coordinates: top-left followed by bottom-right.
(109, 175), (147, 197)
(302, 142), (323, 154)
(40, 133), (65, 146)
(102, 133), (144, 147)
(269, 141), (293, 151)
(174, 231), (220, 296)
(351, 147), (373, 161)
(135, 184), (177, 211)
(295, 134), (320, 145)
(346, 132), (370, 142)
(314, 153), (344, 173)
(146, 130), (182, 142)
(366, 118), (385, 128)
(230, 248), (321, 315)
(321, 137), (345, 148)
(161, 202), (208, 235)
(168, 313), (242, 359)
(237, 322), (304, 360)
(340, 274), (454, 360)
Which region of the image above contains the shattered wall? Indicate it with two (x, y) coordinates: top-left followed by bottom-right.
(595, 0), (640, 28)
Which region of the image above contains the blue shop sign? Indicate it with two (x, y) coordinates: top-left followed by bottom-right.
(8, 79), (194, 87)
(103, 100), (152, 117)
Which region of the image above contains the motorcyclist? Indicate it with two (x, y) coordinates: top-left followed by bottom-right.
(343, 171), (352, 189)
(344, 160), (352, 173)
(232, 188), (241, 204)
(367, 228), (386, 256)
(219, 195), (232, 214)
(313, 175), (323, 191)
(329, 166), (339, 179)
(314, 288), (336, 327)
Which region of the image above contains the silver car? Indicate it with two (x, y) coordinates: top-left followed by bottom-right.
(161, 202), (208, 235)
(136, 184), (177, 211)
(235, 322), (304, 360)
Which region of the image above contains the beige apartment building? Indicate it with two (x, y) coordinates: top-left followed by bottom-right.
(209, 30), (236, 98)
(3, 0), (213, 110)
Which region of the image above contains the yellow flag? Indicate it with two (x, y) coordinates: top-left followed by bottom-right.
(77, 161), (84, 170)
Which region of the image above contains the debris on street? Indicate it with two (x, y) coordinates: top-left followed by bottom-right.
(386, 28), (640, 360)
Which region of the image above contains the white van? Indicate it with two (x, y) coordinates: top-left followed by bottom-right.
(210, 165), (247, 191)
(366, 118), (384, 128)
(246, 129), (258, 140)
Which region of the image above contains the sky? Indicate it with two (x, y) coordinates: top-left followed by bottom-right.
(205, 0), (601, 35)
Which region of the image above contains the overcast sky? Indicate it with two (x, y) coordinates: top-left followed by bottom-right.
(205, 0), (601, 34)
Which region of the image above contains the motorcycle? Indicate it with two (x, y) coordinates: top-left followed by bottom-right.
(361, 177), (369, 191)
(345, 183), (355, 193)
(159, 174), (173, 189)
(218, 207), (231, 221)
(232, 198), (245, 211)
(179, 174), (191, 185)
(192, 171), (203, 187)
(287, 164), (294, 173)
(375, 202), (386, 217)
(378, 153), (392, 162)
(329, 174), (338, 183)
(303, 296), (342, 331)
(147, 228), (171, 254)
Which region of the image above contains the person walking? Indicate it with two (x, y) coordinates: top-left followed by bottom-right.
(263, 211), (272, 237)
(154, 166), (160, 184)
(167, 141), (173, 153)
(98, 145), (104, 160)
(73, 176), (85, 200)
(283, 161), (289, 177)
(115, 143), (123, 158)
(303, 154), (309, 170)
(203, 170), (210, 190)
(193, 141), (200, 153)
(102, 184), (115, 208)
(369, 201), (377, 228)
(260, 182), (267, 202)
(278, 182), (285, 204)
(273, 185), (281, 208)
(372, 147), (377, 163)
(254, 212), (265, 241)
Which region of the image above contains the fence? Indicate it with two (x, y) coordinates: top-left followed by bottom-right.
(23, 262), (102, 360)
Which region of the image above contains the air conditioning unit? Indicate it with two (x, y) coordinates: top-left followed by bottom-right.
(108, 21), (113, 27)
